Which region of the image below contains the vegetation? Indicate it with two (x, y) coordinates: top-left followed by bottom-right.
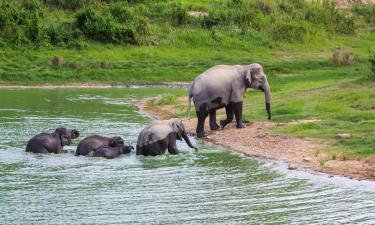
(0, 0), (374, 159)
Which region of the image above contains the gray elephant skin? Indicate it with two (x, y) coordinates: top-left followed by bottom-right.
(75, 135), (134, 159)
(188, 63), (271, 138)
(26, 128), (80, 154)
(136, 119), (197, 156)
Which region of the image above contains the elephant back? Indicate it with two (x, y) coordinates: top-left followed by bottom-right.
(137, 120), (173, 147)
(191, 65), (242, 110)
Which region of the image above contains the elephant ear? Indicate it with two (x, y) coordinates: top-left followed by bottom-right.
(245, 68), (252, 87)
(172, 120), (183, 140)
(109, 137), (117, 147)
(54, 128), (67, 135)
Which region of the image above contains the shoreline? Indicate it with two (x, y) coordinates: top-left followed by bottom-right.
(137, 97), (375, 181)
(0, 82), (190, 89)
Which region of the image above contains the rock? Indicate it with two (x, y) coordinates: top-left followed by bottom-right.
(288, 164), (297, 170)
(335, 133), (351, 139)
(303, 157), (313, 162)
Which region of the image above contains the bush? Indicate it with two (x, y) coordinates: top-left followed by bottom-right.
(45, 22), (83, 46)
(75, 8), (137, 44)
(0, 0), (45, 47)
(42, 0), (88, 10)
(352, 4), (375, 24)
(271, 20), (308, 42)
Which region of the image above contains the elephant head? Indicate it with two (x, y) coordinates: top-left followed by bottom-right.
(171, 119), (198, 150)
(109, 136), (134, 154)
(54, 128), (80, 146)
(245, 63), (271, 120)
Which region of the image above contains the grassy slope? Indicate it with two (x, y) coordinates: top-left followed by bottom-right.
(0, 0), (374, 158)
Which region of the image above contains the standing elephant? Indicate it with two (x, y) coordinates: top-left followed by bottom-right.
(136, 119), (197, 156)
(188, 63), (271, 138)
(75, 135), (133, 158)
(25, 128), (80, 154)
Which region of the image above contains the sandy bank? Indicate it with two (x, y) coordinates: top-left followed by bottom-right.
(137, 97), (375, 181)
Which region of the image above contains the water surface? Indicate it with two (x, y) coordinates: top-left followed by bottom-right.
(0, 88), (374, 224)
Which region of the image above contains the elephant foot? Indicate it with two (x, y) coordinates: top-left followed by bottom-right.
(210, 123), (220, 131)
(196, 131), (206, 138)
(220, 120), (229, 128)
(236, 123), (246, 129)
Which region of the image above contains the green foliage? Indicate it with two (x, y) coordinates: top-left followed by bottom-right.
(0, 0), (45, 47)
(352, 4), (375, 24)
(75, 8), (137, 44)
(0, 0), (369, 48)
(42, 0), (88, 10)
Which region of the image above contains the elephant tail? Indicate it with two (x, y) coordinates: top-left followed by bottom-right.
(188, 89), (193, 119)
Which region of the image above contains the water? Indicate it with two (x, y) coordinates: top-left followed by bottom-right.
(0, 88), (374, 225)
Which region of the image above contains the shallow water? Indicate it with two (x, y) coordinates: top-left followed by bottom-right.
(0, 88), (374, 225)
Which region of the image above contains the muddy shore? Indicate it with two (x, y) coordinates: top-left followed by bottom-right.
(137, 97), (375, 181)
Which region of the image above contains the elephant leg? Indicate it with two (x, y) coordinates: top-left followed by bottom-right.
(137, 139), (168, 156)
(233, 101), (246, 128)
(220, 105), (234, 128)
(209, 110), (220, 131)
(196, 106), (208, 138)
(167, 133), (179, 155)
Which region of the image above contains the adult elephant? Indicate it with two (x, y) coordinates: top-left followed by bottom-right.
(25, 128), (80, 154)
(136, 119), (197, 156)
(75, 135), (133, 158)
(188, 63), (271, 138)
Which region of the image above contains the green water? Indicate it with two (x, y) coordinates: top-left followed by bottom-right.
(0, 88), (374, 225)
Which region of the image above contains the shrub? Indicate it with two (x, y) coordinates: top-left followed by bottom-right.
(45, 22), (83, 46)
(271, 20), (308, 42)
(0, 0), (45, 47)
(75, 8), (137, 44)
(352, 4), (375, 24)
(42, 0), (88, 10)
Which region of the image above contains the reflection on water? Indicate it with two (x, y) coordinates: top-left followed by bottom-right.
(0, 88), (374, 224)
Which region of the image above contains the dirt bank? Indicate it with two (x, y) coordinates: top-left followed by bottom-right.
(137, 97), (375, 181)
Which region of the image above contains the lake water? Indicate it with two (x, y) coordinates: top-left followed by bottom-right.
(0, 88), (374, 225)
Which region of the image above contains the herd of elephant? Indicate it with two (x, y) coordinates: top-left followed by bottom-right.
(25, 63), (271, 158)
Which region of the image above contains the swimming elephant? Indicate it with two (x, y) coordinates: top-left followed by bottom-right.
(188, 63), (271, 138)
(25, 128), (80, 154)
(136, 119), (197, 156)
(75, 135), (133, 158)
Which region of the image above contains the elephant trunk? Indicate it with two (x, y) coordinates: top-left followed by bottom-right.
(182, 131), (198, 150)
(262, 79), (271, 120)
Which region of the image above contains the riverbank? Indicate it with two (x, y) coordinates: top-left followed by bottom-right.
(0, 82), (190, 89)
(137, 97), (375, 181)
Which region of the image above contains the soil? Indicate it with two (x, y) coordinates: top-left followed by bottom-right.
(137, 97), (375, 181)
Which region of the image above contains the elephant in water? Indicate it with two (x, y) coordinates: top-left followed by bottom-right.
(26, 128), (80, 154)
(136, 119), (197, 156)
(75, 135), (134, 159)
(188, 63), (271, 138)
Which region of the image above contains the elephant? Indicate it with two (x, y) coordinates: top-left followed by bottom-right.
(75, 135), (133, 158)
(136, 119), (197, 156)
(188, 63), (271, 138)
(25, 128), (80, 154)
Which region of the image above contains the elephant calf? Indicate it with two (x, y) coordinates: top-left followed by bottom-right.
(188, 63), (271, 138)
(26, 128), (80, 154)
(136, 119), (197, 156)
(75, 135), (133, 159)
